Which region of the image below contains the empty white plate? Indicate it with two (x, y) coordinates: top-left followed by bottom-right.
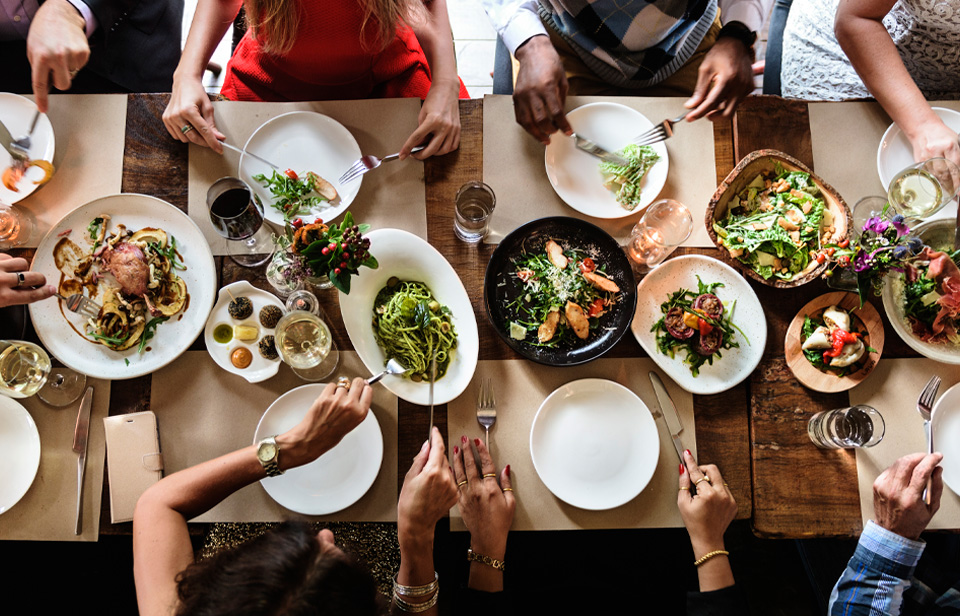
(254, 384), (383, 515)
(877, 107), (960, 189)
(544, 102), (669, 219)
(529, 378), (660, 510)
(931, 382), (960, 497)
(0, 396), (41, 514)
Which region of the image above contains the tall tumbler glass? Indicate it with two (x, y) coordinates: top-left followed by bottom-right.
(807, 405), (885, 449)
(627, 199), (693, 272)
(206, 177), (273, 267)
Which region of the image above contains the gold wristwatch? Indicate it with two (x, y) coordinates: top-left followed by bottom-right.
(256, 435), (283, 477)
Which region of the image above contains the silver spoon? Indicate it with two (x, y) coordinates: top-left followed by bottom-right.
(366, 358), (408, 385)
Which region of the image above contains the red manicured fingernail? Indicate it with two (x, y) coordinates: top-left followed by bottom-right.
(679, 463), (685, 475)
(461, 435), (467, 444)
(685, 449), (691, 457)
(454, 446), (459, 455)
(474, 438), (481, 447)
(506, 465), (511, 476)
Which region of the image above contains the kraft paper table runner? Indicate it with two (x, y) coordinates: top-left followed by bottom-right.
(482, 95), (717, 246)
(0, 378), (111, 541)
(187, 99), (428, 255)
(448, 358), (697, 531)
(150, 351), (397, 522)
(849, 358), (960, 530)
(15, 94), (126, 247)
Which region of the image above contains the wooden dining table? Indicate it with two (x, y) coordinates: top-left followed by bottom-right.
(9, 93), (930, 541)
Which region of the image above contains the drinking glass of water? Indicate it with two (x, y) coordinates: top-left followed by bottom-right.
(206, 177), (273, 267)
(807, 405), (885, 449)
(627, 199), (692, 272)
(274, 310), (340, 382)
(887, 158), (960, 220)
(454, 181), (495, 242)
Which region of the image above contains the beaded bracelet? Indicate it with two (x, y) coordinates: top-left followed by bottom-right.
(394, 589), (439, 613)
(467, 548), (505, 571)
(393, 571), (439, 597)
(693, 550), (730, 567)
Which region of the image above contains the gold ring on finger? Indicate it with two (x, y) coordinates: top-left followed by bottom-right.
(482, 473), (497, 479)
(679, 486), (690, 491)
(69, 69), (79, 77)
(336, 376), (351, 391)
(457, 480), (468, 488)
(181, 124), (195, 135)
(502, 488), (513, 492)
(694, 477), (711, 486)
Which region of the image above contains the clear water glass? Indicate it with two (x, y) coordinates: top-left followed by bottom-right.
(627, 199), (693, 271)
(807, 405), (885, 449)
(274, 310), (339, 381)
(454, 181), (496, 242)
(206, 177), (273, 267)
(887, 158), (960, 220)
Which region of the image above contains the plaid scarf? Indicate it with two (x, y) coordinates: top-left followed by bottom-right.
(538, 0), (717, 88)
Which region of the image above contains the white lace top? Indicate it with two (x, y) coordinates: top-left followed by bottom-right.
(780, 0), (960, 100)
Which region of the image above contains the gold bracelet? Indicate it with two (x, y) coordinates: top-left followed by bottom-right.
(393, 571), (439, 597)
(394, 589), (439, 613)
(693, 549), (730, 567)
(467, 548), (505, 571)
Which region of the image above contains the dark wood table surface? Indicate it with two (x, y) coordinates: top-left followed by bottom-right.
(12, 93), (921, 540)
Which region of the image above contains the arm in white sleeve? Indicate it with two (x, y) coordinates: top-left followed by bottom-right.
(64, 0), (98, 37)
(481, 0), (547, 55)
(719, 0), (765, 32)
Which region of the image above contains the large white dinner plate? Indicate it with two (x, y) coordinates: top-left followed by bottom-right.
(530, 378), (660, 510)
(544, 102), (668, 219)
(28, 194), (217, 379)
(339, 228), (479, 405)
(631, 255), (767, 395)
(254, 384), (383, 515)
(240, 111), (361, 227)
(204, 281), (284, 383)
(0, 396), (41, 514)
(0, 92), (55, 204)
(877, 107), (960, 189)
(931, 382), (960, 497)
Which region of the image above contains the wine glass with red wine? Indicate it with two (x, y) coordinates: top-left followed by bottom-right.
(206, 177), (273, 267)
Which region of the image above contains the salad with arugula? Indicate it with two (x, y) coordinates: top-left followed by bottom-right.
(599, 144), (660, 211)
(713, 163), (838, 281)
(253, 168), (337, 223)
(898, 247), (960, 344)
(651, 278), (746, 377)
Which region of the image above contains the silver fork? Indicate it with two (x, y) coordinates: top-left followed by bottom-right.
(10, 109), (41, 159)
(339, 146), (425, 184)
(477, 378), (496, 449)
(633, 112), (689, 147)
(917, 375), (940, 505)
(55, 292), (101, 320)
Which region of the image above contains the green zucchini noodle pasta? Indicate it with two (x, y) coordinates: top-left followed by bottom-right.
(372, 278), (457, 381)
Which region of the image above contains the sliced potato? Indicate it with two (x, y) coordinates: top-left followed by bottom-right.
(153, 276), (187, 317)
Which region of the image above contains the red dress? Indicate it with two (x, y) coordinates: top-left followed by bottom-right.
(221, 1), (469, 101)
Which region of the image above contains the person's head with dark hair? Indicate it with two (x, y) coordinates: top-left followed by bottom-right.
(174, 522), (384, 616)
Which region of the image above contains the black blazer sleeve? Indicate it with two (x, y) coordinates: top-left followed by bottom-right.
(686, 585), (747, 616)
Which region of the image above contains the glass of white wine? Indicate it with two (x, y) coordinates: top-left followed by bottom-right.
(887, 158), (960, 220)
(0, 340), (87, 406)
(274, 311), (340, 382)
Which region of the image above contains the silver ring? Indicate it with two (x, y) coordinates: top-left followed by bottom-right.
(69, 69), (79, 77)
(181, 124), (194, 135)
(15, 272), (25, 288)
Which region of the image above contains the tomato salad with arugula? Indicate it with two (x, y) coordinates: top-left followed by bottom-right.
(253, 169), (338, 223)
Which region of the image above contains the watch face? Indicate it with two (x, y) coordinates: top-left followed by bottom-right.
(258, 442), (277, 461)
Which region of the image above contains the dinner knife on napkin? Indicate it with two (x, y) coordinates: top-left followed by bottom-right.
(73, 386), (94, 535)
(649, 372), (686, 464)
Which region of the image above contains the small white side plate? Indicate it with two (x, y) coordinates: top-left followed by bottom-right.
(254, 384), (383, 515)
(545, 102), (668, 219)
(203, 281), (285, 383)
(0, 92), (55, 205)
(877, 107), (960, 189)
(0, 396), (41, 514)
(530, 378), (660, 510)
(932, 382), (960, 497)
(631, 255), (767, 395)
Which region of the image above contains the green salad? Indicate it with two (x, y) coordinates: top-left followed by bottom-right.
(253, 169), (336, 223)
(713, 164), (835, 281)
(599, 144), (660, 211)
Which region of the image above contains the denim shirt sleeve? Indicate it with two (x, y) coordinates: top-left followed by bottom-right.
(828, 520), (926, 616)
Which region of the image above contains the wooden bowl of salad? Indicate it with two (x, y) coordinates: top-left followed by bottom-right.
(705, 150), (852, 289)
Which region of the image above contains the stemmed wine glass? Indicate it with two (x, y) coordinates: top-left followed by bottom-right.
(0, 339), (86, 406)
(206, 177), (273, 267)
(274, 310), (340, 382)
(887, 158), (960, 220)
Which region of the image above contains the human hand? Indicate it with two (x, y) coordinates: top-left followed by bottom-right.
(908, 118), (960, 168)
(873, 452), (943, 540)
(453, 436), (515, 560)
(26, 0), (90, 113)
(684, 37), (754, 122)
(0, 254), (56, 307)
(276, 378), (372, 470)
(678, 450), (738, 555)
(513, 35), (572, 145)
(398, 427), (458, 545)
(400, 79), (461, 160)
(162, 76), (225, 153)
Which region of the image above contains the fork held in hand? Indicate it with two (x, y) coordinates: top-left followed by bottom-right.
(477, 378), (496, 449)
(917, 375), (940, 505)
(55, 292), (101, 320)
(633, 112), (689, 147)
(339, 146), (425, 185)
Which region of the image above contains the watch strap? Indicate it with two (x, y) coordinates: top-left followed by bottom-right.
(258, 436), (284, 477)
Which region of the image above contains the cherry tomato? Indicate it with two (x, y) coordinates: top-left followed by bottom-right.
(579, 258), (596, 273)
(588, 298), (605, 317)
(838, 238), (850, 248)
(517, 269), (534, 282)
(697, 317), (714, 337)
(816, 253), (826, 264)
(285, 169), (299, 181)
(826, 247), (836, 257)
(291, 218), (303, 229)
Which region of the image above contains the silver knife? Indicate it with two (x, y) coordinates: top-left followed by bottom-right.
(0, 120), (27, 161)
(649, 372), (686, 464)
(72, 386), (94, 535)
(427, 354), (436, 440)
(219, 140), (282, 172)
(571, 133), (629, 166)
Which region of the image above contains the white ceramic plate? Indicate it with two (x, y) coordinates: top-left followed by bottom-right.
(931, 382), (960, 496)
(529, 378), (659, 510)
(254, 384), (383, 515)
(544, 102), (668, 219)
(28, 194), (218, 379)
(877, 107), (960, 189)
(203, 281), (284, 383)
(0, 92), (55, 204)
(339, 229), (479, 405)
(631, 255), (767, 394)
(240, 111), (361, 227)
(0, 396), (41, 514)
